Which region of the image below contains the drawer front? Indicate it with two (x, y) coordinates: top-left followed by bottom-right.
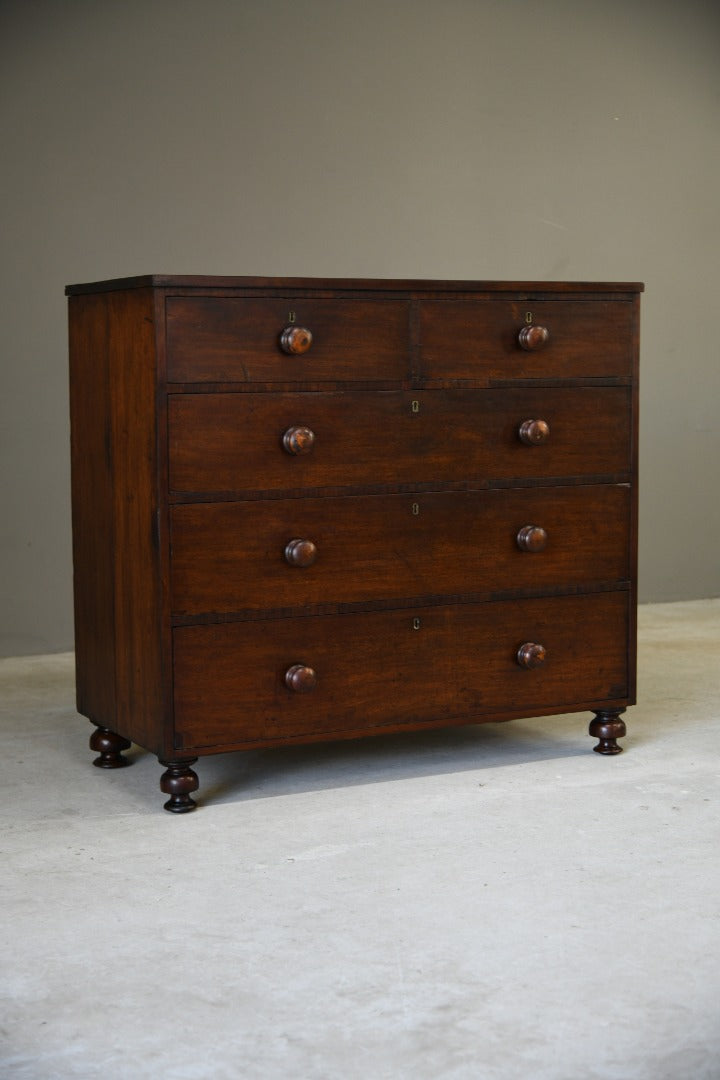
(419, 300), (634, 380)
(170, 485), (631, 616)
(173, 591), (630, 749)
(165, 297), (410, 383)
(168, 387), (631, 495)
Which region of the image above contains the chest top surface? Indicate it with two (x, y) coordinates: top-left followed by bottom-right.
(65, 275), (644, 295)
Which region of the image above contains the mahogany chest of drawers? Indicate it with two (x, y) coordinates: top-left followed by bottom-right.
(67, 276), (642, 812)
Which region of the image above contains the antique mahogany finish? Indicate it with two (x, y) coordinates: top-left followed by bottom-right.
(67, 275), (642, 811)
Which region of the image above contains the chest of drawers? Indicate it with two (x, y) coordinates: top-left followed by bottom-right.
(67, 276), (642, 812)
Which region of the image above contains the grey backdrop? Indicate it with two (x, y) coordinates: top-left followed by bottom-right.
(2, 0), (719, 656)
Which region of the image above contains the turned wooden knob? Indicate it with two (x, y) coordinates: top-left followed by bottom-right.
(516, 642), (547, 669)
(284, 664), (317, 692)
(284, 538), (317, 567)
(280, 326), (313, 355)
(518, 419), (550, 445)
(518, 324), (550, 351)
(516, 525), (548, 552)
(282, 425), (315, 455)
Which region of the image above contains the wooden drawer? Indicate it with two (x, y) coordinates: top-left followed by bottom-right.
(165, 297), (410, 383)
(172, 591), (630, 750)
(168, 386), (631, 495)
(419, 300), (634, 380)
(170, 484), (631, 616)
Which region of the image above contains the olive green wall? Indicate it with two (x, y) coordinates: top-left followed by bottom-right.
(1, 0), (719, 654)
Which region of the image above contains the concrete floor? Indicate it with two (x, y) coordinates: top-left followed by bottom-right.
(2, 599), (719, 1080)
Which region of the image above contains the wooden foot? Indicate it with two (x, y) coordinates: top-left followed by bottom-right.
(159, 758), (199, 813)
(90, 726), (131, 768)
(589, 709), (626, 755)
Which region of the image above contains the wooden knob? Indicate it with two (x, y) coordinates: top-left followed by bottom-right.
(516, 642), (547, 669)
(282, 426), (315, 455)
(284, 538), (317, 567)
(516, 525), (548, 552)
(280, 326), (313, 355)
(518, 325), (550, 351)
(518, 419), (550, 445)
(284, 664), (317, 693)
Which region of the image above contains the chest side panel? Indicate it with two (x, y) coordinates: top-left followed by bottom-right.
(69, 293), (118, 728)
(70, 288), (167, 753)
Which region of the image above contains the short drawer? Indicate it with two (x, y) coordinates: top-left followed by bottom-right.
(419, 299), (634, 380)
(170, 485), (631, 616)
(172, 591), (630, 749)
(168, 386), (632, 495)
(165, 297), (410, 383)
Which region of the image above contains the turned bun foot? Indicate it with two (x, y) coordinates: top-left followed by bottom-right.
(90, 726), (131, 768)
(159, 758), (199, 813)
(589, 710), (627, 755)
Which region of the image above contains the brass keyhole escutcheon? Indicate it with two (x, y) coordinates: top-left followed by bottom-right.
(412, 617), (421, 631)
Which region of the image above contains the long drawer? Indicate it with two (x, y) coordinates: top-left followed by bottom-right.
(170, 484), (631, 616)
(168, 386), (631, 496)
(172, 591), (630, 750)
